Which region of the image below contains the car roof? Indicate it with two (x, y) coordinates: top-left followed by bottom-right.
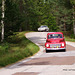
(41, 25), (47, 26)
(47, 32), (63, 35)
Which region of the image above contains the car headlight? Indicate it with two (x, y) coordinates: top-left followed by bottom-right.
(46, 44), (49, 47)
(62, 43), (64, 46)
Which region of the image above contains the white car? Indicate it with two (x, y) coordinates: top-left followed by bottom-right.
(38, 25), (49, 32)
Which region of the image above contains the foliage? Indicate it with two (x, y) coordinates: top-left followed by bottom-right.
(5, 0), (21, 37)
(0, 0), (75, 40)
(62, 31), (75, 41)
(70, 0), (75, 5)
(47, 14), (57, 31)
(70, 34), (75, 39)
(0, 31), (39, 67)
(65, 35), (75, 42)
(0, 0), (75, 67)
(53, 0), (72, 31)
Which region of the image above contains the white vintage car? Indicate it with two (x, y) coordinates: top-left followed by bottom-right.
(38, 25), (49, 32)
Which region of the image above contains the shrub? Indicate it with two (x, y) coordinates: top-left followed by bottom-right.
(0, 31), (39, 67)
(70, 34), (75, 39)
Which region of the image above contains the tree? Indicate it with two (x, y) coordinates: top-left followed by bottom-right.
(1, 0), (5, 42)
(70, 0), (75, 34)
(0, 0), (74, 41)
(0, 0), (2, 38)
(52, 0), (72, 31)
(5, 0), (22, 37)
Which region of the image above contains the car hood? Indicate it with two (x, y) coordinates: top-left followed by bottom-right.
(46, 38), (65, 43)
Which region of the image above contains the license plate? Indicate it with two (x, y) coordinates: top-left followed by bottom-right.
(57, 46), (58, 48)
(52, 46), (54, 48)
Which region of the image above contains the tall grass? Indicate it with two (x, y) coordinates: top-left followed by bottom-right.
(65, 36), (75, 42)
(0, 32), (39, 67)
(61, 31), (75, 42)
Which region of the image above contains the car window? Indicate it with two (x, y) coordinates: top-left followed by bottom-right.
(48, 34), (63, 39)
(40, 26), (47, 28)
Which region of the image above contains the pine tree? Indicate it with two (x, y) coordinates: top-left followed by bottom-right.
(70, 0), (75, 34)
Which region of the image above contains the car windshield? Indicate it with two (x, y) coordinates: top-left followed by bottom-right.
(48, 34), (63, 39)
(40, 26), (47, 28)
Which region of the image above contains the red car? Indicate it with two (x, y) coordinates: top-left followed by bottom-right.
(45, 32), (66, 52)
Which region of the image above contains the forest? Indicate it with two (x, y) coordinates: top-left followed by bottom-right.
(0, 0), (75, 67)
(0, 0), (75, 42)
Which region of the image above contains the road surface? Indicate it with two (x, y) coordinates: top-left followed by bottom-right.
(0, 32), (75, 75)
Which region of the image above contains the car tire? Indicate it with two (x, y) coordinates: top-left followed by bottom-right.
(45, 29), (48, 32)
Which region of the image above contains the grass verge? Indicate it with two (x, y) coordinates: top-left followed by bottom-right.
(0, 31), (39, 67)
(61, 31), (75, 42)
(65, 36), (75, 42)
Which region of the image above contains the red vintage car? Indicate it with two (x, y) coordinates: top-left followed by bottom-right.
(45, 32), (66, 52)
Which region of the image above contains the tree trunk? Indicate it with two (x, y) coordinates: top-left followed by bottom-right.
(64, 22), (66, 31)
(1, 0), (5, 42)
(73, 5), (75, 35)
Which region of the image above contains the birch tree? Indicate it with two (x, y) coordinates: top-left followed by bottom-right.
(1, 0), (5, 42)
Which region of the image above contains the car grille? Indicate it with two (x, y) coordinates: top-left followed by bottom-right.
(50, 44), (61, 48)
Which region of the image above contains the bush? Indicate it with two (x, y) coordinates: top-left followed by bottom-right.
(70, 34), (75, 39)
(61, 31), (73, 36)
(0, 31), (39, 67)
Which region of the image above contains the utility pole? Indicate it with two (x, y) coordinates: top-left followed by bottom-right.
(1, 0), (5, 42)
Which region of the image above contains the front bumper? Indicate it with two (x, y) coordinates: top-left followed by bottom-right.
(38, 29), (45, 31)
(46, 47), (66, 50)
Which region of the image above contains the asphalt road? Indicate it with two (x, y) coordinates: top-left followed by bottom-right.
(0, 32), (75, 75)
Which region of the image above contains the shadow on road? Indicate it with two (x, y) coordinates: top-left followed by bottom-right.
(46, 50), (66, 53)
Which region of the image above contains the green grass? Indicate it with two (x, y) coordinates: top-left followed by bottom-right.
(0, 31), (39, 67)
(61, 31), (75, 42)
(65, 36), (75, 42)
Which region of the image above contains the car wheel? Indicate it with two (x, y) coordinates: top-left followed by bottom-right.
(45, 29), (48, 32)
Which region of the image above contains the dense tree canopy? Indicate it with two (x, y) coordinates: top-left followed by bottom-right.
(0, 0), (75, 41)
(70, 0), (75, 34)
(70, 0), (75, 5)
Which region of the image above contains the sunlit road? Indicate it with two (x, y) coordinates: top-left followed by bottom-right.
(0, 32), (75, 75)
(25, 32), (75, 65)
